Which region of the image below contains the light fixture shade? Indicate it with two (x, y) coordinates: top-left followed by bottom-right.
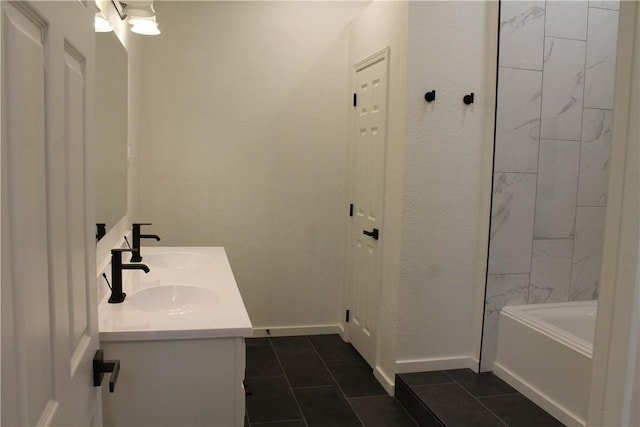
(130, 20), (161, 35)
(95, 13), (113, 32)
(126, 1), (161, 36)
(128, 16), (154, 26)
(126, 9), (154, 23)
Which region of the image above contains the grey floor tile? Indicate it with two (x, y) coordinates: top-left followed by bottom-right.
(251, 421), (307, 427)
(397, 371), (453, 387)
(395, 378), (444, 427)
(445, 369), (517, 397)
(350, 396), (419, 427)
(247, 337), (272, 347)
(245, 376), (302, 424)
(479, 394), (565, 427)
(308, 334), (361, 362)
(271, 336), (315, 355)
(326, 359), (387, 398)
(279, 352), (335, 388)
(412, 383), (507, 427)
(294, 386), (363, 427)
(246, 343), (283, 378)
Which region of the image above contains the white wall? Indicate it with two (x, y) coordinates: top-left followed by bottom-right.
(348, 0), (408, 391)
(133, 1), (368, 331)
(396, 1), (497, 372)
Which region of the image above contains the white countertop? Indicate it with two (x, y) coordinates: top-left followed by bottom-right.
(99, 247), (253, 341)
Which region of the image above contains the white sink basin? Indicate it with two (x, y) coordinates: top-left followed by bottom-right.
(128, 285), (219, 315)
(141, 251), (208, 269)
(99, 247), (252, 341)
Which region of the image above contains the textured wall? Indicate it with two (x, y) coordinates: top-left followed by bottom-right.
(482, 0), (620, 371)
(396, 1), (497, 369)
(132, 1), (368, 329)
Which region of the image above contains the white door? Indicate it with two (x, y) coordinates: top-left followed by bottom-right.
(346, 49), (388, 367)
(1, 1), (100, 426)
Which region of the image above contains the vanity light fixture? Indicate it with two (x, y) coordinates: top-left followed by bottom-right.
(124, 1), (161, 35)
(95, 11), (113, 32)
(111, 0), (127, 20)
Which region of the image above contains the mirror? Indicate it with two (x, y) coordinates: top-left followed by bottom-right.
(95, 31), (127, 238)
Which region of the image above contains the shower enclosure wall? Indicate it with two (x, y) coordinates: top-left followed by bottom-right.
(481, 0), (620, 371)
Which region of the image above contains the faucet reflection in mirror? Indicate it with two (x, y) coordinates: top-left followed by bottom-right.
(130, 223), (161, 262)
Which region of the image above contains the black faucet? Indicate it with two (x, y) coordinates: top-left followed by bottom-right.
(109, 249), (150, 304)
(130, 223), (161, 263)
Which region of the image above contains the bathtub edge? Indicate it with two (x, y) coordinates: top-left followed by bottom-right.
(500, 307), (593, 358)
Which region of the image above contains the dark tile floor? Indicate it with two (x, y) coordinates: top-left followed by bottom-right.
(396, 369), (566, 427)
(244, 335), (419, 427)
(245, 334), (564, 427)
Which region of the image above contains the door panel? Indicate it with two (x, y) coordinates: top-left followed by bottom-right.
(64, 46), (92, 369)
(1, 1), (98, 425)
(347, 50), (388, 367)
(2, 4), (55, 424)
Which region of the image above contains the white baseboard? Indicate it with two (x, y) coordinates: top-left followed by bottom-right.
(251, 324), (344, 338)
(374, 366), (395, 396)
(493, 362), (584, 427)
(468, 356), (480, 373)
(396, 356), (476, 374)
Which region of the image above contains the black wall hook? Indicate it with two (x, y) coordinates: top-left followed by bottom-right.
(424, 90), (436, 103)
(463, 93), (475, 105)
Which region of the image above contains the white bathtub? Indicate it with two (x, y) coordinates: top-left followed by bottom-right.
(494, 301), (597, 427)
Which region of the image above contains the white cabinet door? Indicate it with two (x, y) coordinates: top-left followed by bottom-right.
(1, 1), (99, 425)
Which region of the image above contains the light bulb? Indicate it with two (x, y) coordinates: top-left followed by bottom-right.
(131, 20), (161, 35)
(95, 13), (113, 32)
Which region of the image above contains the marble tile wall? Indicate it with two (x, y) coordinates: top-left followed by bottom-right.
(481, 0), (619, 372)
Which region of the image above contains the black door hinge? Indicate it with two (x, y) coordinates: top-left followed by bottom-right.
(345, 310), (350, 323)
(349, 203), (354, 217)
(353, 93), (357, 107)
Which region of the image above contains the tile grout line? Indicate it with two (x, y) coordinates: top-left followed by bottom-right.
(569, 0), (594, 302)
(444, 370), (519, 398)
(308, 336), (367, 427)
(290, 384), (337, 391)
(443, 372), (512, 427)
(254, 336), (421, 427)
(267, 337), (311, 427)
(313, 337), (420, 426)
(475, 391), (522, 399)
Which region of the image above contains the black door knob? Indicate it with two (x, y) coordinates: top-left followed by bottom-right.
(363, 228), (379, 240)
(93, 349), (120, 393)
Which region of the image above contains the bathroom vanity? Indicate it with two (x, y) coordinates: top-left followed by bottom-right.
(98, 247), (252, 427)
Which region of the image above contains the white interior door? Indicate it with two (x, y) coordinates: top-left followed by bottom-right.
(1, 1), (100, 425)
(346, 49), (388, 367)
